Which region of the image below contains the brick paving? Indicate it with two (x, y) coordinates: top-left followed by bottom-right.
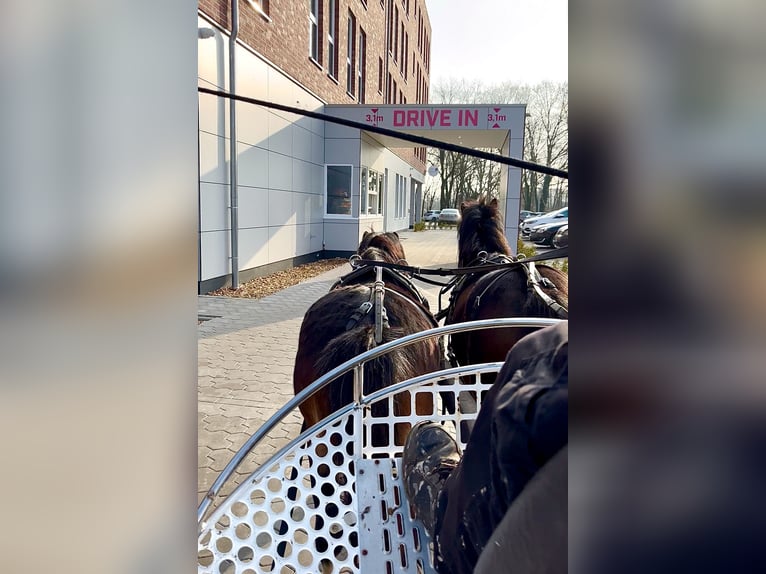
(197, 229), (459, 505)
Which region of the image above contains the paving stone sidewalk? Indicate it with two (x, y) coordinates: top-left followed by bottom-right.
(198, 229), (458, 505)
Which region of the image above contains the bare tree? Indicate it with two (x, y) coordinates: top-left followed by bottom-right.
(426, 79), (567, 212)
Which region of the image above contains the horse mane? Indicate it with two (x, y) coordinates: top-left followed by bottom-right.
(457, 197), (511, 267)
(358, 230), (406, 263)
(358, 246), (397, 263)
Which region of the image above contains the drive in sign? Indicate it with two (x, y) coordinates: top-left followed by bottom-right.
(362, 106), (514, 130)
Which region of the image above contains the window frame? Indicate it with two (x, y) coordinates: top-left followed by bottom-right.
(309, 0), (320, 63)
(327, 0), (338, 78)
(324, 164), (354, 218)
(358, 28), (366, 103)
(346, 10), (356, 97)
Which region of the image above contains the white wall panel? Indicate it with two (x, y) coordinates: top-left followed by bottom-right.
(198, 88), (229, 138)
(292, 126), (313, 162)
(310, 163), (325, 195)
(323, 220), (360, 251)
(199, 131), (229, 185)
(324, 138), (360, 166)
(200, 230), (230, 280)
(197, 17), (228, 89)
(268, 225), (296, 262)
(237, 104), (269, 148)
(311, 132), (324, 165)
(268, 151), (292, 191)
(292, 159), (313, 194)
(268, 112), (293, 156)
(294, 192), (323, 225)
(238, 186), (269, 229)
(236, 47), (268, 101)
(199, 182), (229, 232)
(237, 143), (269, 189)
(268, 189), (296, 226)
(238, 227), (269, 270)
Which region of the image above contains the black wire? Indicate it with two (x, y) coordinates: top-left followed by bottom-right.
(197, 86), (568, 180)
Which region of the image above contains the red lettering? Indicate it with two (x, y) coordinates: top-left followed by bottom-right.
(439, 109), (452, 127)
(407, 109), (420, 127)
(464, 109), (478, 127)
(426, 109), (439, 127)
(393, 110), (406, 127)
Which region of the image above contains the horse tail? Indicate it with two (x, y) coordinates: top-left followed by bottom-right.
(315, 325), (414, 439)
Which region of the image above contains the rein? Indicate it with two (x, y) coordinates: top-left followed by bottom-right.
(349, 246), (568, 279)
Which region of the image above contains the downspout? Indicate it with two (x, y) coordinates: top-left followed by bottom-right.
(384, 0), (390, 104)
(229, 0), (240, 288)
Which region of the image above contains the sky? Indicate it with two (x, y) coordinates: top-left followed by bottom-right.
(426, 0), (568, 85)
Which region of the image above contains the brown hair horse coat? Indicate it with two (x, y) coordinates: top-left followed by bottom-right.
(447, 198), (568, 372)
(293, 231), (441, 446)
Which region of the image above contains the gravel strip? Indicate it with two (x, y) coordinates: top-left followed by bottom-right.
(208, 258), (348, 299)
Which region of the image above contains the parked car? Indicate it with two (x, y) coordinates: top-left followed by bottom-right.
(519, 210), (543, 223)
(438, 208), (461, 224)
(528, 219), (568, 246)
(520, 207), (568, 239)
(552, 224), (568, 248)
(423, 210), (441, 222)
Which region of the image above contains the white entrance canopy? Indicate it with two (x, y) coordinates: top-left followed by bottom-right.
(324, 104), (527, 247)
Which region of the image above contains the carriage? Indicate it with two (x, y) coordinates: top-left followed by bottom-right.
(198, 315), (563, 574)
(198, 201), (567, 573)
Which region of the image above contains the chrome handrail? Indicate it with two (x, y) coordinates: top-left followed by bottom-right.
(197, 317), (561, 526)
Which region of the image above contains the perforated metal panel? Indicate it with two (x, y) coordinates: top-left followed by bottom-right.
(198, 366), (498, 573)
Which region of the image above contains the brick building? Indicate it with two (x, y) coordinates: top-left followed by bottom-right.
(197, 0), (433, 292)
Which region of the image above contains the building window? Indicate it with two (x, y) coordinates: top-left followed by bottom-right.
(395, 174), (407, 219)
(346, 11), (356, 96)
(364, 169), (382, 215)
(358, 29), (366, 103)
(309, 0), (320, 63)
(248, 0), (270, 18)
(326, 165), (353, 216)
(393, 7), (399, 61)
(400, 23), (405, 71)
(328, 0), (338, 78)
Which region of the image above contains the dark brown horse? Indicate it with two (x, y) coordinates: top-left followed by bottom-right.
(447, 198), (568, 372)
(293, 231), (442, 446)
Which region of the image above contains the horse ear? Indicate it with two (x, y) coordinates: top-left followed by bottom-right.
(489, 198), (498, 209)
(392, 231), (400, 239)
(362, 230), (371, 240)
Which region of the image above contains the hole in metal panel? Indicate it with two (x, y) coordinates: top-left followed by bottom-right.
(378, 474), (386, 493)
(197, 549), (213, 567)
(238, 546), (254, 562)
(315, 536), (329, 553)
(255, 531), (272, 549)
(385, 560), (394, 574)
(219, 559), (236, 574)
(412, 527), (421, 551)
(258, 555), (275, 572)
(334, 545), (349, 561)
(399, 543), (409, 568)
(383, 528), (391, 553)
(396, 513), (405, 536)
(393, 485), (401, 507)
(325, 502), (339, 518)
(380, 499), (389, 522)
(297, 549), (313, 567)
(318, 558), (333, 573)
(235, 523), (252, 539)
(215, 536), (233, 553)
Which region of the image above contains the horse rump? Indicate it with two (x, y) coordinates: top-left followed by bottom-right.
(314, 324), (419, 448)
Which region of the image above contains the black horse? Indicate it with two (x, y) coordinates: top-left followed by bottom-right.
(446, 198), (568, 375)
(293, 231), (442, 446)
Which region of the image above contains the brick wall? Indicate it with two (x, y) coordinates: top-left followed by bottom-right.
(199, 0), (431, 172)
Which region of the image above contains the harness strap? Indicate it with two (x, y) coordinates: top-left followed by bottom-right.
(525, 261), (569, 319)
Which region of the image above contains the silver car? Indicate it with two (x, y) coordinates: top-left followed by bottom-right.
(520, 206), (568, 238)
(439, 208), (461, 224)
